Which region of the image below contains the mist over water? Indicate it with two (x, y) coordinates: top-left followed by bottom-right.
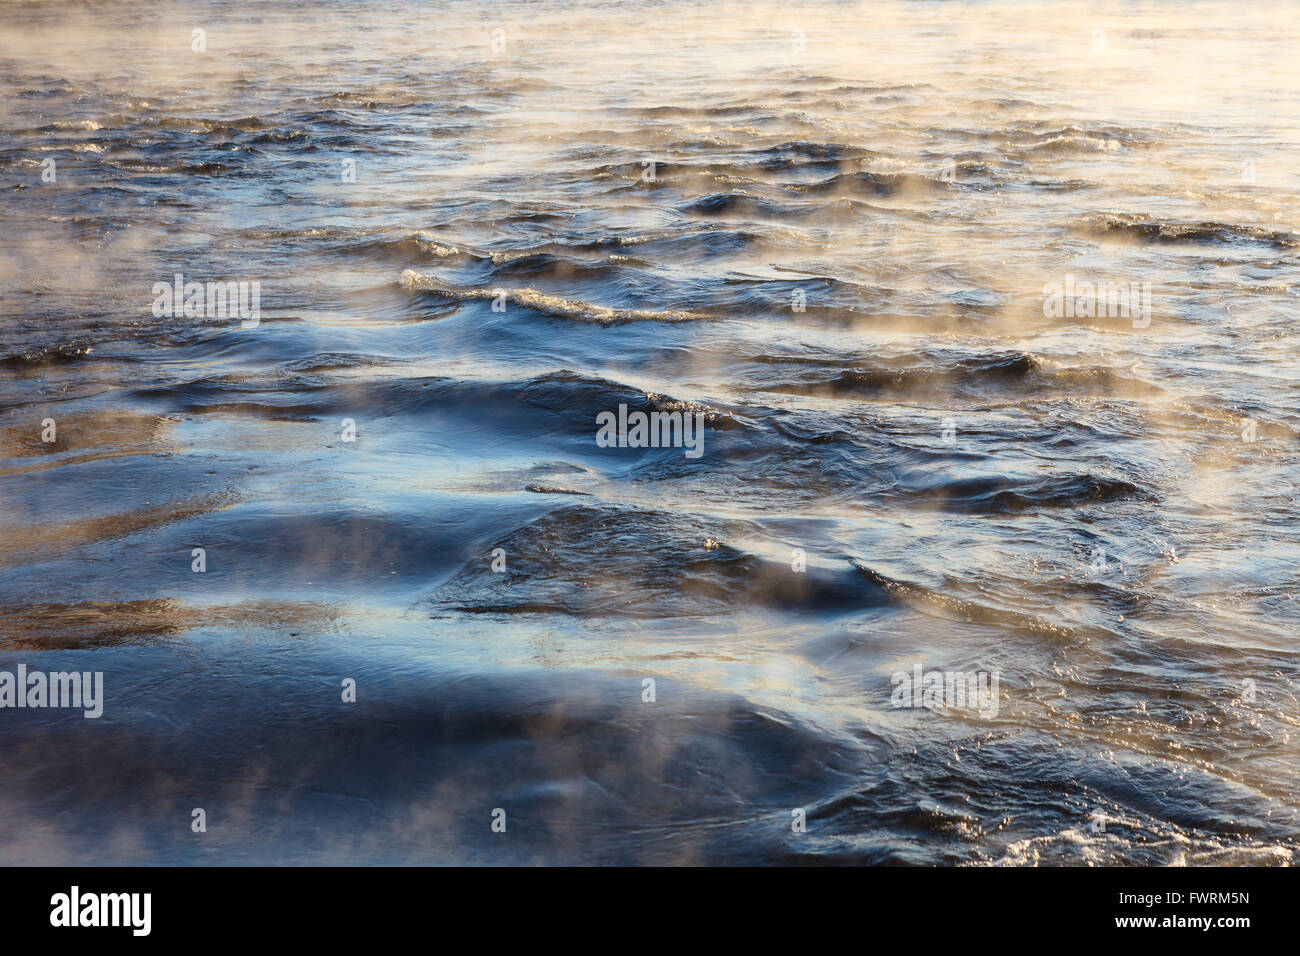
(0, 0), (1297, 864)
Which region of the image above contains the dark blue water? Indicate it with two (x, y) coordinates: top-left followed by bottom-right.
(0, 0), (1297, 864)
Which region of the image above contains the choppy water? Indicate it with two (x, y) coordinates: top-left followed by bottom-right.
(1, 0), (1297, 865)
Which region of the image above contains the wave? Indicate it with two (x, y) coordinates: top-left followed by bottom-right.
(759, 351), (1039, 397)
(792, 169), (955, 196)
(1082, 213), (1300, 248)
(399, 270), (711, 324)
(904, 472), (1154, 514)
(0, 344), (97, 368)
(429, 504), (888, 618)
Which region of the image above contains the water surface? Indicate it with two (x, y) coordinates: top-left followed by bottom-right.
(0, 0), (1297, 864)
